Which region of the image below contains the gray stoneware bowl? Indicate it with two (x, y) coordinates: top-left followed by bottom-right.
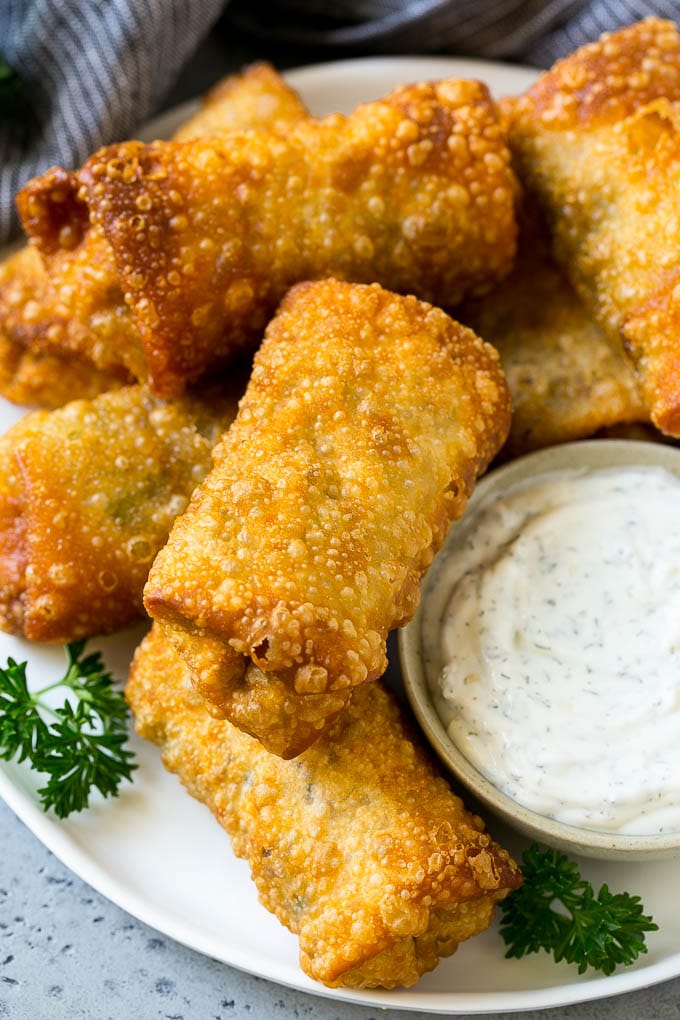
(399, 439), (680, 861)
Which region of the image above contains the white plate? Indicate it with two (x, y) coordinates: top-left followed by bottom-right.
(1, 56), (678, 1015)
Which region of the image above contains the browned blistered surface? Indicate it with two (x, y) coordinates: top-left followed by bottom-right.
(145, 280), (510, 756)
(173, 61), (309, 142)
(21, 76), (515, 395)
(0, 242), (137, 397)
(508, 18), (680, 435)
(4, 64), (309, 397)
(0, 328), (124, 410)
(460, 199), (648, 457)
(0, 385), (236, 642)
(0, 416), (34, 634)
(127, 624), (521, 989)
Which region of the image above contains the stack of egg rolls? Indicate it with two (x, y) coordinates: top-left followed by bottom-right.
(0, 63), (528, 992)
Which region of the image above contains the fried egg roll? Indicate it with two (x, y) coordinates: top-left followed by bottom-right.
(0, 385), (236, 642)
(508, 18), (680, 435)
(0, 330), (124, 409)
(21, 77), (516, 396)
(0, 246), (130, 406)
(1, 64), (308, 396)
(172, 61), (309, 142)
(127, 623), (521, 989)
(144, 280), (511, 756)
(460, 201), (648, 458)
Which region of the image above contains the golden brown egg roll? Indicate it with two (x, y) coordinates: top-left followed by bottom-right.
(0, 415), (35, 635)
(127, 623), (522, 990)
(20, 77), (516, 396)
(460, 200), (648, 458)
(0, 63), (309, 397)
(172, 61), (309, 142)
(0, 329), (125, 409)
(507, 18), (680, 435)
(0, 385), (236, 642)
(0, 246), (131, 406)
(144, 279), (511, 756)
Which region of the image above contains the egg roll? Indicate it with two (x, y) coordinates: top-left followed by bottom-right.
(172, 61), (309, 142)
(0, 330), (124, 409)
(460, 200), (648, 458)
(20, 77), (516, 396)
(0, 246), (130, 406)
(1, 63), (309, 396)
(127, 623), (522, 990)
(507, 17), (680, 435)
(144, 279), (511, 756)
(0, 385), (236, 642)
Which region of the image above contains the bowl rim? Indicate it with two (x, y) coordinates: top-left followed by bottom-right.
(399, 438), (680, 860)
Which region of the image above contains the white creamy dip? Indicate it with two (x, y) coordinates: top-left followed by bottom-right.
(432, 465), (680, 836)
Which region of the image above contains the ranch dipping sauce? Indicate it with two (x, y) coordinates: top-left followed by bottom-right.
(429, 464), (680, 836)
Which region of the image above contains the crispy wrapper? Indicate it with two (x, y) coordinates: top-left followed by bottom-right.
(0, 385), (236, 642)
(2, 64), (308, 397)
(460, 200), (648, 457)
(172, 61), (309, 142)
(0, 245), (130, 406)
(144, 280), (511, 756)
(127, 623), (522, 989)
(508, 18), (680, 435)
(0, 331), (124, 409)
(20, 77), (516, 396)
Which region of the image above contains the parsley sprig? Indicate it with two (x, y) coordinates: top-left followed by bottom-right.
(0, 641), (136, 818)
(500, 844), (658, 975)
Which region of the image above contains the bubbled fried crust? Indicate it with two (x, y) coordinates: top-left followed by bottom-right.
(160, 625), (353, 760)
(127, 624), (521, 989)
(172, 62), (309, 142)
(144, 280), (511, 756)
(460, 199), (648, 457)
(0, 329), (124, 409)
(507, 18), (680, 436)
(60, 77), (514, 396)
(511, 18), (680, 132)
(0, 419), (34, 634)
(0, 245), (135, 391)
(0, 242), (128, 408)
(11, 65), (311, 388)
(0, 386), (236, 643)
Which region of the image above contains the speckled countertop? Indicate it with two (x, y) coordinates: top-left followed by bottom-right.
(2, 798), (680, 1019)
(3, 29), (680, 1020)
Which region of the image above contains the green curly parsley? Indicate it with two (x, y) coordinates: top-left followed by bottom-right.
(0, 640), (136, 818)
(499, 844), (658, 975)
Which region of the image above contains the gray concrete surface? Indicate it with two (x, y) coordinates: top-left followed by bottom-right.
(2, 798), (679, 1020)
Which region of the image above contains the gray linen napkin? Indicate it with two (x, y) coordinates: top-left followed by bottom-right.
(0, 0), (224, 244)
(229, 0), (678, 66)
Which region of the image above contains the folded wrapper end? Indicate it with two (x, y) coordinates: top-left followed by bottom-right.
(155, 618), (353, 759)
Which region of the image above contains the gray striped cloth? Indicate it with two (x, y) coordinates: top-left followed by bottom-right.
(1, 0), (679, 244)
(228, 0), (680, 67)
(0, 0), (225, 244)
